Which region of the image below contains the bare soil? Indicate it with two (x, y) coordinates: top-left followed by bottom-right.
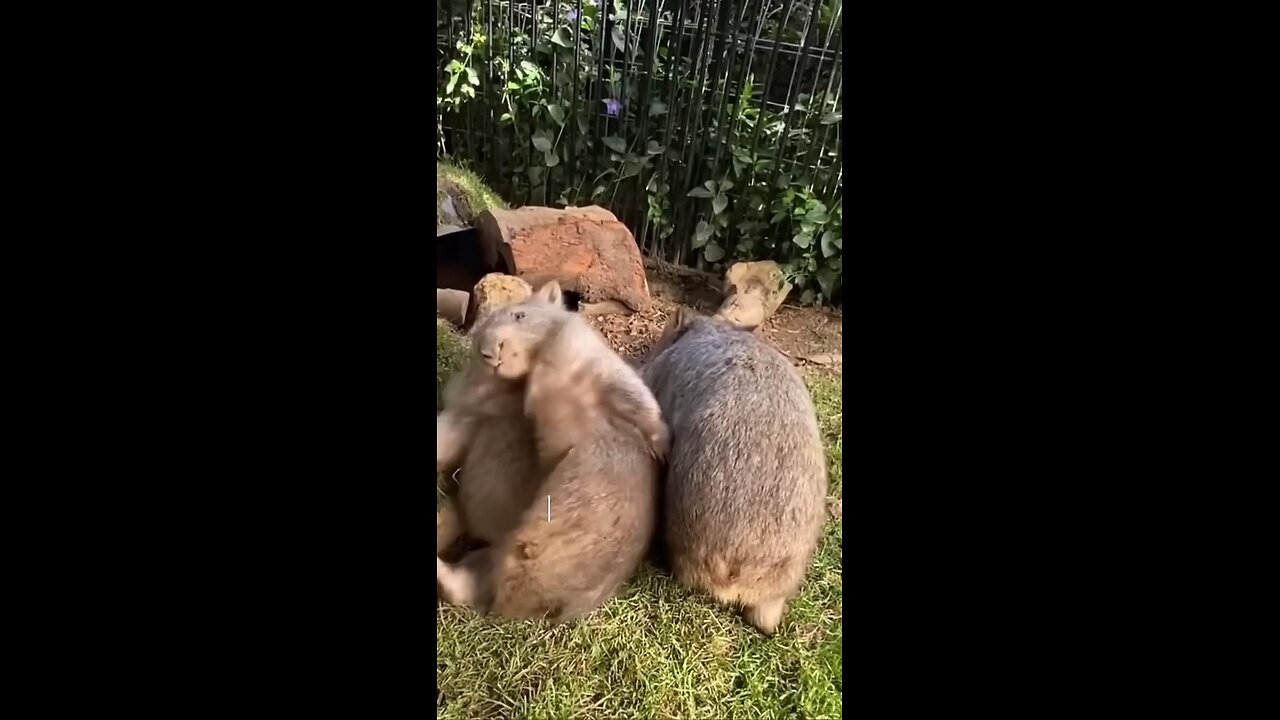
(588, 260), (843, 375)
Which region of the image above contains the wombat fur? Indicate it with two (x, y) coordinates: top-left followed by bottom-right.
(436, 281), (662, 621)
(640, 310), (827, 635)
(436, 329), (541, 548)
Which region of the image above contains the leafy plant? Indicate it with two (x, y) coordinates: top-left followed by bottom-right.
(437, 0), (843, 306)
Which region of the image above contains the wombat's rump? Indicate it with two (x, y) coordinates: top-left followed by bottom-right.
(642, 312), (828, 635)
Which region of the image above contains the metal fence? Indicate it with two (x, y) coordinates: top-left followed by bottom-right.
(437, 0), (843, 304)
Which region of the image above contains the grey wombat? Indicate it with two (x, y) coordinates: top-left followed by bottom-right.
(641, 310), (827, 635)
(436, 282), (663, 621)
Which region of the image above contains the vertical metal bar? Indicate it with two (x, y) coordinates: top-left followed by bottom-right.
(764, 5), (816, 192)
(746, 1), (794, 189)
(673, 2), (714, 267)
(568, 0), (583, 204)
(654, 1), (686, 260)
(635, 0), (663, 251)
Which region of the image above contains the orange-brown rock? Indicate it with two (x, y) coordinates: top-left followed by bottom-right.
(475, 206), (652, 313)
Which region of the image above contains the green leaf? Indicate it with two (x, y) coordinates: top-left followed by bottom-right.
(551, 27), (574, 47)
(576, 113), (589, 135)
(801, 221), (816, 234)
(719, 179), (734, 191)
(687, 187), (714, 198)
(520, 60), (540, 76)
(465, 67), (479, 86)
(532, 132), (553, 152)
(544, 149), (560, 167)
(820, 231), (837, 257)
(703, 243), (726, 263)
(816, 268), (837, 297)
(506, 81), (521, 91)
(649, 101), (668, 117)
(769, 211), (787, 225)
(800, 288), (816, 305)
(792, 232), (813, 249)
(611, 26), (626, 52)
(712, 194), (728, 215)
(499, 112), (513, 123)
(446, 72), (460, 94)
(703, 180), (717, 193)
(613, 2), (629, 20)
(805, 203), (829, 223)
(645, 140), (664, 155)
(603, 136), (627, 153)
(592, 184), (607, 197)
(447, 60), (463, 73)
(548, 103), (566, 126)
(691, 221), (712, 248)
(820, 111), (842, 125)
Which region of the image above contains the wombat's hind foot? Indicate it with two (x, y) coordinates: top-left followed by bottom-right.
(437, 556), (484, 607)
(743, 597), (787, 636)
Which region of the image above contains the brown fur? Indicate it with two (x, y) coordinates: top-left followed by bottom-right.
(436, 320), (541, 548)
(640, 310), (828, 635)
(436, 282), (661, 621)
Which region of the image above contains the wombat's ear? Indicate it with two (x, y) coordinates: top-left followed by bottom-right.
(534, 280), (564, 307)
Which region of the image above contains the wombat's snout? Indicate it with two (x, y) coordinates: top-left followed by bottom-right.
(480, 340), (504, 367)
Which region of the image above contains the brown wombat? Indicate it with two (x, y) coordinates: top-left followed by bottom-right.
(640, 310), (828, 635)
(436, 281), (663, 621)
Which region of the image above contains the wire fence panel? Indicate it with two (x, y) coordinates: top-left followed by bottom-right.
(437, 0), (842, 305)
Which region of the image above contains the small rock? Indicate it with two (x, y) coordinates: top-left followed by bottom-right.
(436, 289), (470, 327)
(580, 299), (631, 317)
(472, 273), (532, 326)
(801, 353), (841, 366)
(717, 261), (792, 328)
(714, 291), (767, 330)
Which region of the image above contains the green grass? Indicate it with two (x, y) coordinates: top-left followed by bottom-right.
(437, 161), (506, 226)
(437, 318), (470, 413)
(436, 328), (843, 719)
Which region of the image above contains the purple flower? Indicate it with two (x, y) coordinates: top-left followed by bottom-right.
(566, 9), (579, 22)
(604, 98), (623, 117)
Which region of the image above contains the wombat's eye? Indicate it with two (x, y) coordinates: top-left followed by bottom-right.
(514, 311), (525, 321)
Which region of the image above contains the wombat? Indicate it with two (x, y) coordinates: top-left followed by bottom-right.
(436, 281), (663, 621)
(640, 309), (828, 635)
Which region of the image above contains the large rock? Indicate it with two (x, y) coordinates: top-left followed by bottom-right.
(471, 273), (533, 327)
(475, 206), (652, 313)
(715, 261), (792, 329)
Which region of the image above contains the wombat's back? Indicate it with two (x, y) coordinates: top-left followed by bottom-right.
(642, 317), (826, 633)
(487, 421), (658, 622)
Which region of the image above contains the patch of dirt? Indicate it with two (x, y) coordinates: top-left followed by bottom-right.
(588, 261), (842, 375)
